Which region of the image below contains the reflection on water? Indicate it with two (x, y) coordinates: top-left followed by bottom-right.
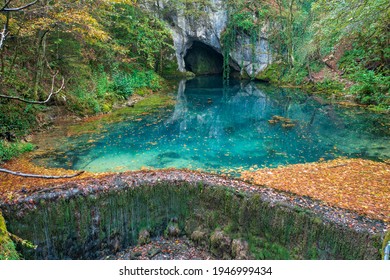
(32, 76), (390, 174)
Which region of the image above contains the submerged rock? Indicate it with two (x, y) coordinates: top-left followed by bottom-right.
(268, 115), (296, 129)
(158, 152), (181, 159)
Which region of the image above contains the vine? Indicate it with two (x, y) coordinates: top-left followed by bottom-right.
(221, 1), (264, 82)
(222, 25), (236, 84)
(250, 28), (257, 79)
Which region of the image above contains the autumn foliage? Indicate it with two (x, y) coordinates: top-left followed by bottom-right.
(0, 158), (103, 198)
(1, 157), (389, 225)
(242, 158), (390, 223)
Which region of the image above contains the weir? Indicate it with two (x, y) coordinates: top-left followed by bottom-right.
(0, 171), (384, 260)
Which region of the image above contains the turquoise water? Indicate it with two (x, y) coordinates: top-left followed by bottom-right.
(32, 76), (390, 174)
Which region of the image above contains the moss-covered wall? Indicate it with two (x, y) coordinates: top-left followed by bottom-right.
(1, 183), (382, 260)
(0, 211), (19, 260)
(255, 62), (286, 83)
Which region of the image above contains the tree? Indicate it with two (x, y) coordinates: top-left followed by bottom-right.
(0, 0), (74, 178)
(312, 0), (390, 67)
(0, 0), (38, 50)
(0, 1), (150, 178)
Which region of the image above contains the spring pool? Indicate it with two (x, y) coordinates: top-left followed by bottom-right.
(31, 76), (390, 174)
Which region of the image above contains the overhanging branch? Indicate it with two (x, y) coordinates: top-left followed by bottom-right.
(0, 0), (38, 12)
(0, 1), (38, 50)
(0, 73), (65, 104)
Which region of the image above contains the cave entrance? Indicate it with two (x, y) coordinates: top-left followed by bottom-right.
(184, 41), (224, 75)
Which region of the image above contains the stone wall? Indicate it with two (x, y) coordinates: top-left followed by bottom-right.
(1, 177), (382, 260)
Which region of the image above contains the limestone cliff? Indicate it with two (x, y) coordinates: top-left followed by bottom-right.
(142, 0), (272, 77)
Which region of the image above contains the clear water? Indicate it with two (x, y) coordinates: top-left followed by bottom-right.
(32, 76), (390, 174)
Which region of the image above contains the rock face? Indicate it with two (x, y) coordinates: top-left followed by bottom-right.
(142, 0), (271, 77)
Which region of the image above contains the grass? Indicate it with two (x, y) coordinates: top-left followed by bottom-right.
(0, 140), (35, 162)
(67, 93), (174, 136)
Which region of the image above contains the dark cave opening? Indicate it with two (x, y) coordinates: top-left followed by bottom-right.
(184, 41), (224, 75)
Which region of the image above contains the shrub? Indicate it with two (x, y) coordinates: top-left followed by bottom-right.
(0, 140), (35, 162)
(349, 71), (390, 107)
(339, 48), (390, 108)
(112, 73), (134, 98)
(111, 70), (162, 98)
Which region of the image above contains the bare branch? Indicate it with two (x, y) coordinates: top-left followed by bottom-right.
(0, 168), (85, 179)
(0, 0), (38, 12)
(0, 23), (8, 49)
(0, 74), (65, 104)
(0, 9), (10, 50)
(0, 1), (39, 49)
(0, 1), (12, 12)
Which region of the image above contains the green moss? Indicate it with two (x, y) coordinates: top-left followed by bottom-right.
(0, 212), (19, 260)
(247, 234), (291, 260)
(67, 93), (174, 136)
(255, 63), (286, 83)
(104, 94), (174, 122)
(160, 53), (181, 77)
(305, 79), (344, 95)
(101, 103), (112, 113)
(0, 213), (6, 245)
(133, 87), (150, 96)
(3, 183), (383, 260)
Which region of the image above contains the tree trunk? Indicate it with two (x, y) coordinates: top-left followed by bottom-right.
(33, 30), (48, 100)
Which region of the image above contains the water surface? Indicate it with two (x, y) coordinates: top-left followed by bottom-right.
(32, 76), (390, 174)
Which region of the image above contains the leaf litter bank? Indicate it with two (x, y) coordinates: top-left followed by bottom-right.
(0, 168), (387, 235)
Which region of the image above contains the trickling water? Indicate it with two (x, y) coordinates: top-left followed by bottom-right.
(32, 76), (390, 174)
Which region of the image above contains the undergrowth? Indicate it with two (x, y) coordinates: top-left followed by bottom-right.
(0, 140), (35, 162)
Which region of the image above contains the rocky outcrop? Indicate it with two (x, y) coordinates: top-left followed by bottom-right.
(141, 0), (271, 77)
